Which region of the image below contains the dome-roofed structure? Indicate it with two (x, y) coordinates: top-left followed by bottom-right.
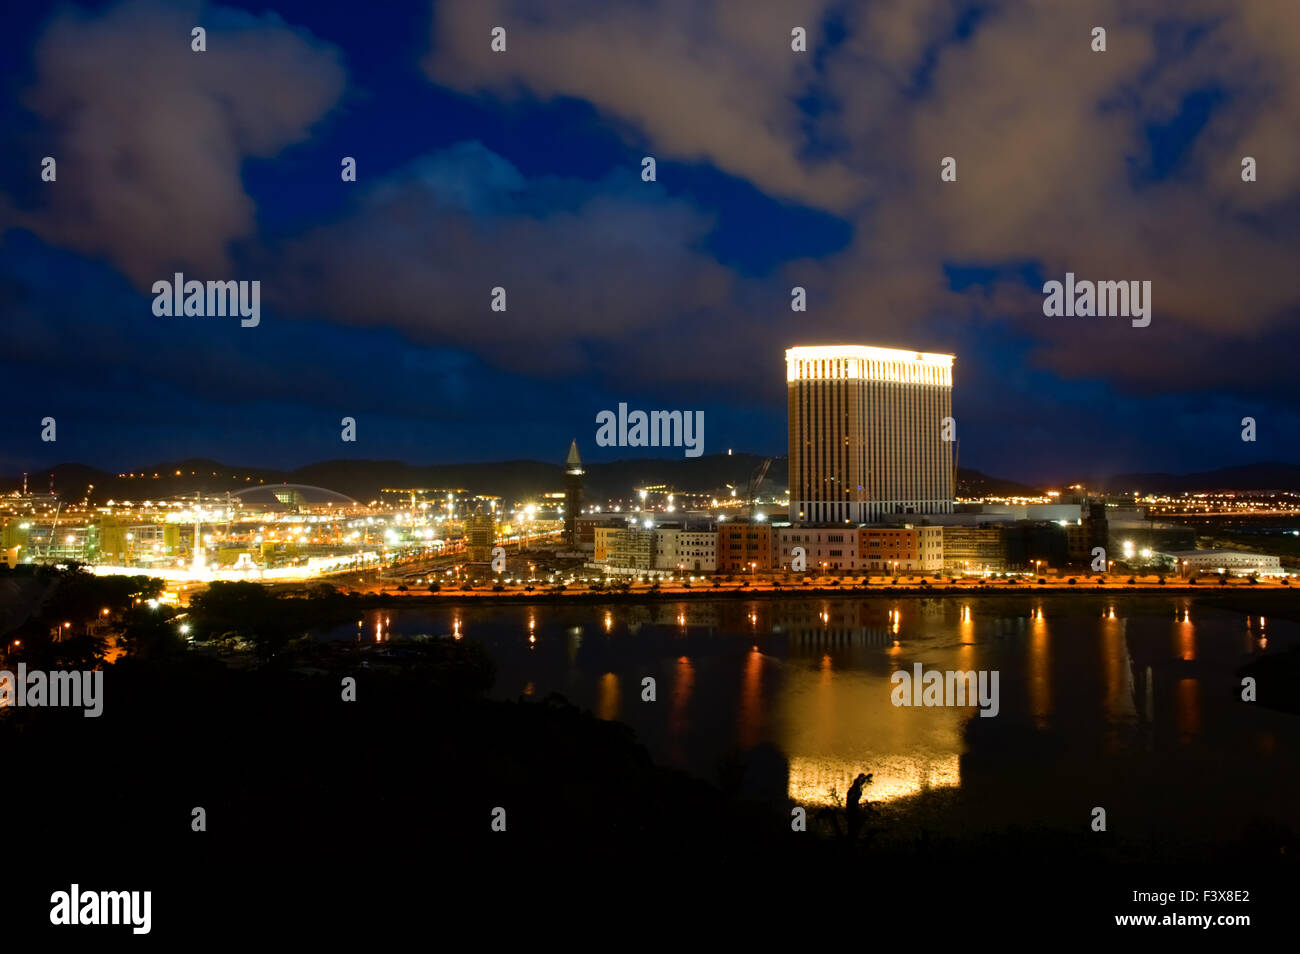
(229, 484), (358, 511)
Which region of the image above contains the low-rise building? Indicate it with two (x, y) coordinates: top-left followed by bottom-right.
(654, 527), (717, 573)
(942, 525), (1005, 573)
(772, 526), (859, 572)
(716, 521), (772, 572)
(1156, 549), (1285, 577)
(858, 525), (943, 572)
(606, 528), (655, 572)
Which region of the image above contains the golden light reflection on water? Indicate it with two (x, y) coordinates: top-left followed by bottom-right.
(668, 656), (694, 763)
(1102, 615), (1128, 720)
(596, 672), (620, 721)
(1029, 612), (1050, 727)
(1177, 616), (1196, 661)
(788, 754), (961, 806)
(807, 654), (835, 752)
(781, 635), (968, 806)
(1177, 677), (1200, 737)
(958, 605), (975, 670)
(738, 648), (764, 750)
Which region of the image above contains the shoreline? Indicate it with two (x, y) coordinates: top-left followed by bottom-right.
(334, 580), (1299, 607)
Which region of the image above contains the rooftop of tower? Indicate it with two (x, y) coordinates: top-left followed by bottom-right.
(786, 345), (955, 383)
(785, 345), (954, 365)
(565, 439), (583, 473)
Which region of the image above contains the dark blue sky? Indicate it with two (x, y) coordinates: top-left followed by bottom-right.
(2, 0), (1297, 484)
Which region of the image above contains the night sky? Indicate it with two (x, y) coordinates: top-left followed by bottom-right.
(1, 0), (1297, 484)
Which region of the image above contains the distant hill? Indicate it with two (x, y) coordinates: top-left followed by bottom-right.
(1103, 462), (1300, 494)
(956, 468), (1043, 498)
(8, 455), (1040, 506)
(7, 455), (779, 505)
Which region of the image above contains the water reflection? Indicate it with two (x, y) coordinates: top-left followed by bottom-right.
(1028, 611), (1050, 728)
(668, 655), (694, 763)
(315, 597), (1300, 841)
(596, 671), (620, 722)
(738, 648), (764, 750)
(789, 754), (962, 807)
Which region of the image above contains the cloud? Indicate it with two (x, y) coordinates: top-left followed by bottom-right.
(270, 142), (743, 381)
(424, 0), (864, 210)
(12, 0), (345, 287)
(424, 0), (1300, 400)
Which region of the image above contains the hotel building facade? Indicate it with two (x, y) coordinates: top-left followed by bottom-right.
(786, 345), (955, 524)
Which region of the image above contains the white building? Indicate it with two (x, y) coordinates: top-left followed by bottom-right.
(1157, 549), (1285, 577)
(773, 525), (861, 572)
(654, 529), (717, 573)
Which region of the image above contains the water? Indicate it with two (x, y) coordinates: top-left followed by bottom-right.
(316, 595), (1300, 848)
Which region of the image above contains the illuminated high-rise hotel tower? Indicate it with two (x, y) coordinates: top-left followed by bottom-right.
(786, 345), (954, 524)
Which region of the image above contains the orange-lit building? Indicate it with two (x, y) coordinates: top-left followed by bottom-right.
(593, 526), (623, 564)
(858, 525), (942, 572)
(716, 521), (772, 572)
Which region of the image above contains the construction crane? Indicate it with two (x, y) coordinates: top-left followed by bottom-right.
(747, 458), (773, 518)
(43, 500), (62, 559)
